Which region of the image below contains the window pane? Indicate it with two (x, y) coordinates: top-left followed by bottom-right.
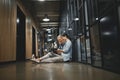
(90, 24), (102, 67)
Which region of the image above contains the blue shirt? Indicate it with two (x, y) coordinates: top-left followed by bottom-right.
(61, 39), (72, 61)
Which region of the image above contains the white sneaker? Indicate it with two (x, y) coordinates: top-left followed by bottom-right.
(35, 59), (40, 63)
(32, 54), (35, 59)
(30, 58), (36, 61)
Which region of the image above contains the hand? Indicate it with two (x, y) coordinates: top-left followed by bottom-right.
(56, 49), (63, 54)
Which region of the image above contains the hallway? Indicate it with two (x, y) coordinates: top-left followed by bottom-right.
(0, 61), (120, 80)
(1, 0), (120, 78)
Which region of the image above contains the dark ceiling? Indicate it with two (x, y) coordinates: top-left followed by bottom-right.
(21, 0), (61, 29)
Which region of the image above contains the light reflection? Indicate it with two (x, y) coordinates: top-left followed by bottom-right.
(17, 18), (20, 23)
(100, 17), (109, 22)
(103, 32), (112, 35)
(68, 28), (72, 30)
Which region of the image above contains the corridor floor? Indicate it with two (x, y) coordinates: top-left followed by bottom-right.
(0, 61), (120, 80)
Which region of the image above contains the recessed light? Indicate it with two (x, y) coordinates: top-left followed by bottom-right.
(38, 0), (45, 1)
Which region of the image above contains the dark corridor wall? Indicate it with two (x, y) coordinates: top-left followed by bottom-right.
(99, 3), (120, 73)
(59, 0), (120, 74)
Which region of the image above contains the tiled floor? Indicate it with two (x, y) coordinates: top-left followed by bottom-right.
(0, 61), (120, 80)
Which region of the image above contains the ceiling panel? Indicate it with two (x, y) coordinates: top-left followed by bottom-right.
(21, 0), (61, 29)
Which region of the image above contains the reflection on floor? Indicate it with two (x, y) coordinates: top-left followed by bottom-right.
(0, 61), (120, 80)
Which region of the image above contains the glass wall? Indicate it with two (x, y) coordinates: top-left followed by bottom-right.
(99, 6), (120, 72)
(90, 23), (102, 67)
(59, 0), (120, 74)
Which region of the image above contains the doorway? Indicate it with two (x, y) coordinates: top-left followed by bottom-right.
(32, 27), (36, 57)
(16, 6), (26, 61)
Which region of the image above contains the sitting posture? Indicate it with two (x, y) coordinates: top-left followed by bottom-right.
(31, 33), (72, 63)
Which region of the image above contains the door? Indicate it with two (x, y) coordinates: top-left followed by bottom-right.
(32, 27), (36, 57)
(16, 6), (26, 61)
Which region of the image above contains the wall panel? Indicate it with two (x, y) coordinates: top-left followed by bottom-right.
(0, 0), (16, 62)
(0, 0), (38, 62)
(17, 0), (38, 59)
(26, 18), (32, 59)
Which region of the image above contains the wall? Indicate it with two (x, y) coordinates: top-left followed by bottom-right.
(17, 0), (37, 59)
(59, 0), (120, 73)
(0, 0), (16, 62)
(17, 0), (38, 59)
(25, 17), (33, 59)
(0, 0), (38, 62)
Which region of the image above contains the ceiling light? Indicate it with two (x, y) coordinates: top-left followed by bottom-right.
(74, 18), (79, 21)
(68, 28), (72, 30)
(95, 18), (99, 20)
(43, 14), (50, 22)
(46, 28), (51, 31)
(38, 0), (45, 1)
(48, 34), (52, 37)
(43, 18), (50, 22)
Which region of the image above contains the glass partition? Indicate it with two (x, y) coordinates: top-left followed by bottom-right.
(90, 24), (102, 67)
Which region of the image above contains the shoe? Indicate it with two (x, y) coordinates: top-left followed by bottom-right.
(35, 59), (40, 63)
(30, 58), (36, 61)
(32, 54), (35, 59)
(30, 58), (35, 60)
